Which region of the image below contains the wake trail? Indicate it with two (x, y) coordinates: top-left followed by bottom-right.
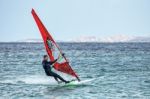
(0, 75), (58, 85)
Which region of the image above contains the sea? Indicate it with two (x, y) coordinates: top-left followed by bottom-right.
(0, 42), (150, 99)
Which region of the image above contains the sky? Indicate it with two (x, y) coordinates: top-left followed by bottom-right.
(0, 0), (150, 42)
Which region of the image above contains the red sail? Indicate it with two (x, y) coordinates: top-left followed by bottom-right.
(31, 9), (80, 81)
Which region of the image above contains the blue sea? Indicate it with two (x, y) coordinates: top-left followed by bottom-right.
(0, 42), (150, 99)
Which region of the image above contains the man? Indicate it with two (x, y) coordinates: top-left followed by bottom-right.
(42, 55), (70, 84)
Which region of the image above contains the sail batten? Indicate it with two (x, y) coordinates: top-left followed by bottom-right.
(31, 9), (80, 81)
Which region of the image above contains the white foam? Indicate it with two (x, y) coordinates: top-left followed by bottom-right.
(0, 75), (59, 85)
(19, 75), (58, 85)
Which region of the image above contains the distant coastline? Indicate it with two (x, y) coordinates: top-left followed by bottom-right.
(0, 35), (150, 43)
(0, 42), (150, 43)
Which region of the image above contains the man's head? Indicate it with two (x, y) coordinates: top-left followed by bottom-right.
(43, 55), (48, 61)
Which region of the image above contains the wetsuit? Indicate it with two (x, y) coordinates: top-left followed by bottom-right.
(42, 59), (68, 83)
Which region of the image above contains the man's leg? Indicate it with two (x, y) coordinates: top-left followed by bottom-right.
(54, 76), (62, 83)
(51, 72), (69, 83)
(47, 73), (58, 82)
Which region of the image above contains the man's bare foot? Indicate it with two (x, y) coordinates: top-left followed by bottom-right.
(65, 81), (70, 84)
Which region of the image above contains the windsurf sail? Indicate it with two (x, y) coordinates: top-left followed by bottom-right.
(31, 9), (80, 81)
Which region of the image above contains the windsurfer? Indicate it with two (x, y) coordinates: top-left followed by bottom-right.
(42, 55), (70, 84)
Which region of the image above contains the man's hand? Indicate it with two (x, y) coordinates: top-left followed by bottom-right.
(57, 53), (65, 61)
(62, 53), (65, 57)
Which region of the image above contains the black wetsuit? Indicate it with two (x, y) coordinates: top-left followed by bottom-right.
(42, 59), (68, 83)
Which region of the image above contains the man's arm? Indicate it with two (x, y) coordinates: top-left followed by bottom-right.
(48, 53), (65, 65)
(48, 59), (57, 65)
(57, 53), (65, 61)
